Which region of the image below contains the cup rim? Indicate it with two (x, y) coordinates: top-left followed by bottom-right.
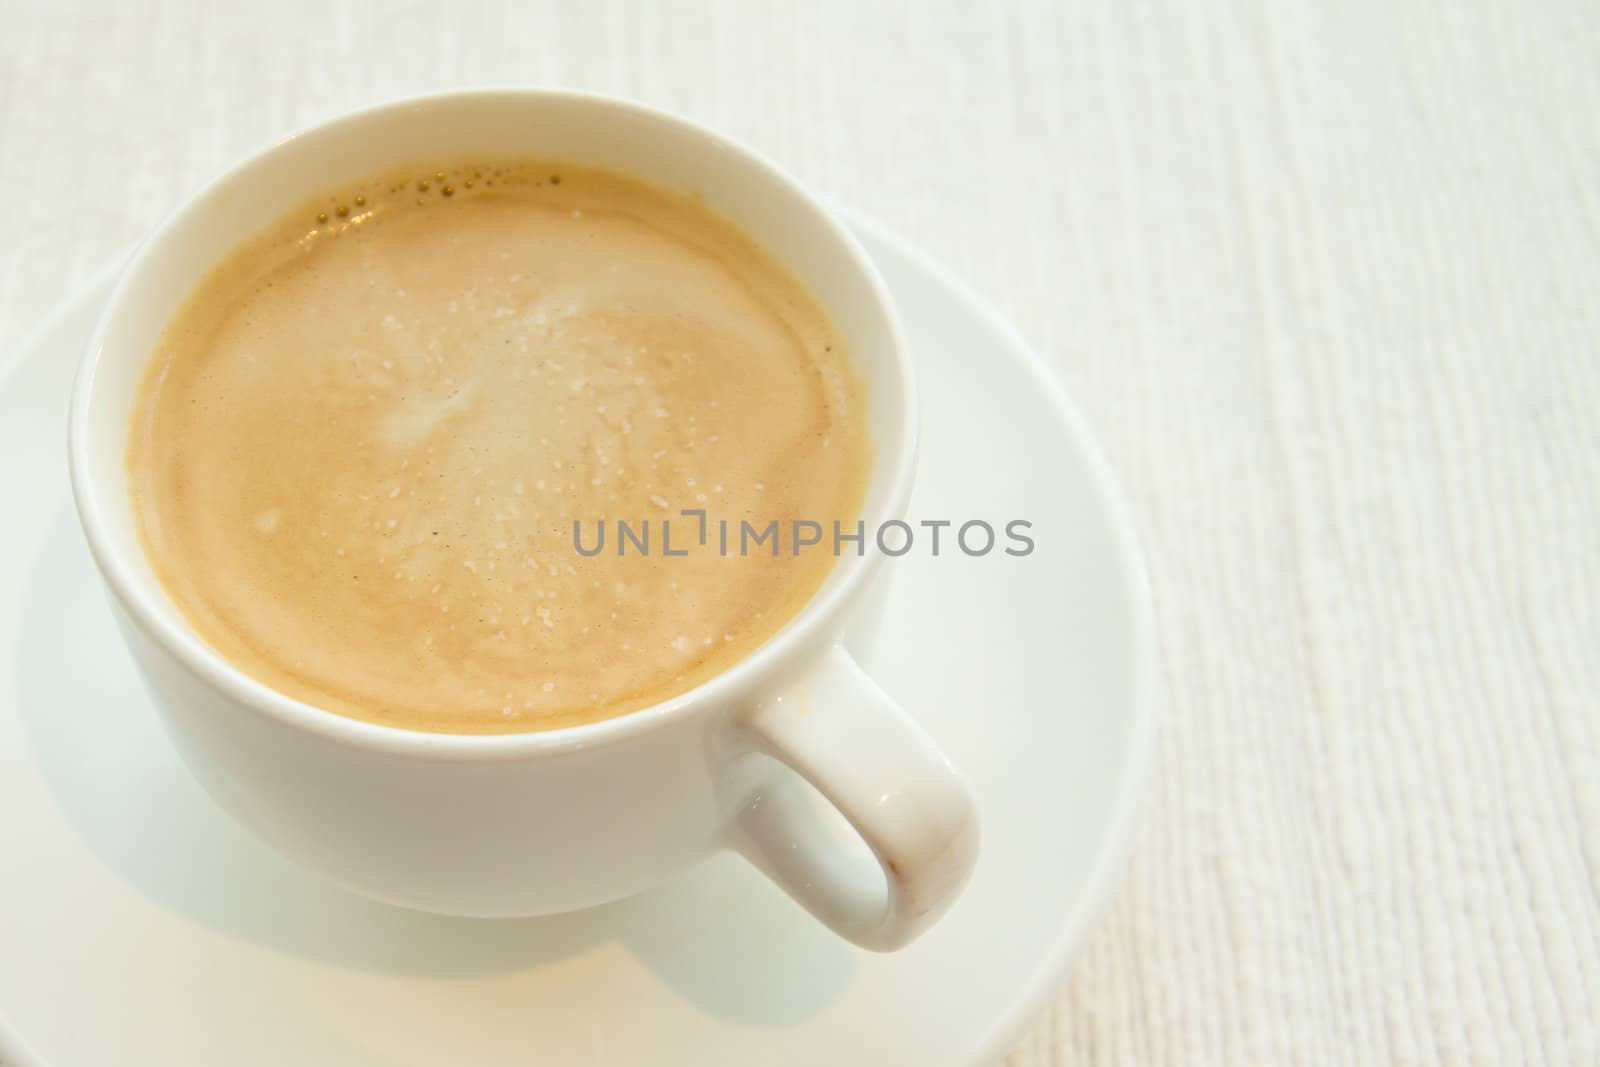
(67, 86), (917, 761)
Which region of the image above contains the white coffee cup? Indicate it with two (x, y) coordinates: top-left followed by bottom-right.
(67, 89), (978, 951)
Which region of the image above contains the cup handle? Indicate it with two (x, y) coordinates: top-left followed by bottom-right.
(724, 645), (980, 951)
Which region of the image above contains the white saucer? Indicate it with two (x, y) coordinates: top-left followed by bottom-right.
(0, 216), (1155, 1067)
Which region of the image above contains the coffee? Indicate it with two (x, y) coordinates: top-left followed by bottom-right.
(127, 160), (869, 734)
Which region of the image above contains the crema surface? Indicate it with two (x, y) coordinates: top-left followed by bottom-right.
(129, 161), (868, 734)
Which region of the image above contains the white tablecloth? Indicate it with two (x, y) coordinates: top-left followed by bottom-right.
(4, 1), (1597, 1063)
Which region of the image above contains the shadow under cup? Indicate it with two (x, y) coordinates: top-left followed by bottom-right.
(66, 90), (927, 929)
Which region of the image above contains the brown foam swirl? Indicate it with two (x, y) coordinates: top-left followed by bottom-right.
(129, 161), (868, 734)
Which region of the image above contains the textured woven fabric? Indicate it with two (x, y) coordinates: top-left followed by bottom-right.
(4, 1), (1598, 1063)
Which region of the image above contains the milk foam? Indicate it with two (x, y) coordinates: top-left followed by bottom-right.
(129, 162), (868, 733)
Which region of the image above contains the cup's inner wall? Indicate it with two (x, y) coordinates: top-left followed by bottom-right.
(77, 93), (912, 725)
